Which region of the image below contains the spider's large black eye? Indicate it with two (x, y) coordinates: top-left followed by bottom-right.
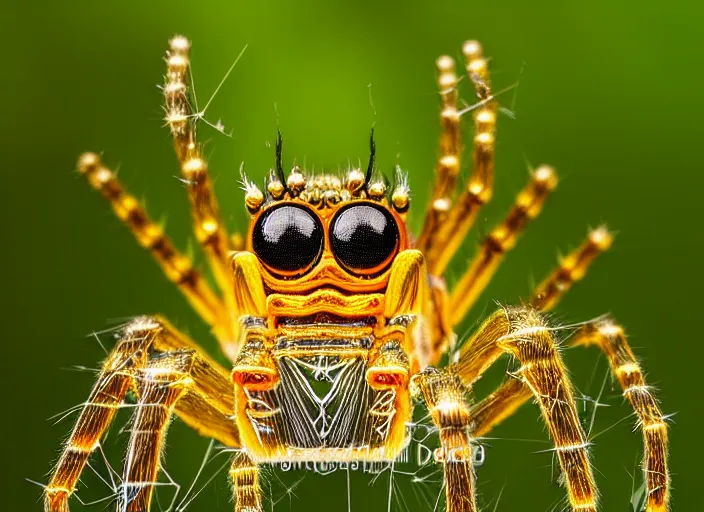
(252, 204), (323, 275)
(330, 203), (399, 274)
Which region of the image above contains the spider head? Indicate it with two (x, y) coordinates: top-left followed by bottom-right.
(242, 135), (411, 295)
(230, 139), (423, 464)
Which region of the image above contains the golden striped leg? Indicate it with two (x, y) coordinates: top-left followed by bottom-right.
(230, 451), (263, 512)
(468, 377), (531, 437)
(119, 352), (191, 511)
(454, 306), (598, 511)
(427, 276), (454, 366)
(77, 153), (231, 343)
(573, 319), (670, 511)
(469, 226), (614, 435)
(531, 226), (613, 311)
(419, 41), (496, 277)
(449, 166), (557, 326)
(413, 368), (477, 512)
(164, 37), (235, 314)
(44, 328), (146, 512)
(416, 54), (461, 254)
(469, 318), (671, 511)
(44, 317), (239, 512)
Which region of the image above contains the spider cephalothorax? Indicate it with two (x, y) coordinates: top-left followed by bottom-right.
(232, 147), (421, 462)
(43, 35), (670, 512)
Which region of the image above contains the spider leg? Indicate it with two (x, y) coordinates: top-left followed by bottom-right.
(230, 451), (263, 512)
(572, 318), (670, 511)
(467, 318), (671, 511)
(413, 368), (478, 512)
(453, 306), (598, 511)
(120, 350), (192, 511)
(416, 54), (462, 257)
(449, 166), (557, 326)
(76, 153), (232, 344)
(530, 226), (614, 312)
(44, 317), (239, 512)
(418, 41), (496, 277)
(45, 322), (147, 512)
(164, 36), (237, 316)
(469, 377), (531, 437)
(426, 275), (455, 365)
(468, 226), (615, 436)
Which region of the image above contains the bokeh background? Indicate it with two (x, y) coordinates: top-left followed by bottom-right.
(4, 1), (702, 510)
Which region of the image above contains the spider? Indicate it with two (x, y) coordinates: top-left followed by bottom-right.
(43, 36), (670, 512)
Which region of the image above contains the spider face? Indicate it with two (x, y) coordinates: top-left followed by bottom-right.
(248, 190), (408, 282)
(234, 171), (415, 462)
(250, 199), (405, 280)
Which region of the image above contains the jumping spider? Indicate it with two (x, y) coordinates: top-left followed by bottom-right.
(42, 36), (670, 512)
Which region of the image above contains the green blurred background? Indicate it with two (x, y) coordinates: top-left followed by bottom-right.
(4, 1), (702, 510)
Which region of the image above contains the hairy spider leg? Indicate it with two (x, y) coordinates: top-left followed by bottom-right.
(44, 317), (240, 512)
(530, 226), (614, 311)
(230, 451), (263, 512)
(469, 377), (531, 438)
(413, 368), (478, 512)
(76, 153), (231, 343)
(416, 54), (462, 256)
(469, 227), (613, 437)
(470, 230), (670, 510)
(449, 165), (558, 326)
(453, 307), (599, 512)
(164, 36), (239, 351)
(120, 351), (192, 512)
(468, 320), (671, 511)
(418, 41), (496, 277)
(572, 320), (670, 511)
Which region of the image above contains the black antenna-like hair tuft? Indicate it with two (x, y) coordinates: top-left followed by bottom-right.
(365, 128), (376, 186)
(275, 129), (286, 186)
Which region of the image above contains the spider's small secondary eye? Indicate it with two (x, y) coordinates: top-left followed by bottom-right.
(330, 203), (399, 275)
(252, 204), (323, 275)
